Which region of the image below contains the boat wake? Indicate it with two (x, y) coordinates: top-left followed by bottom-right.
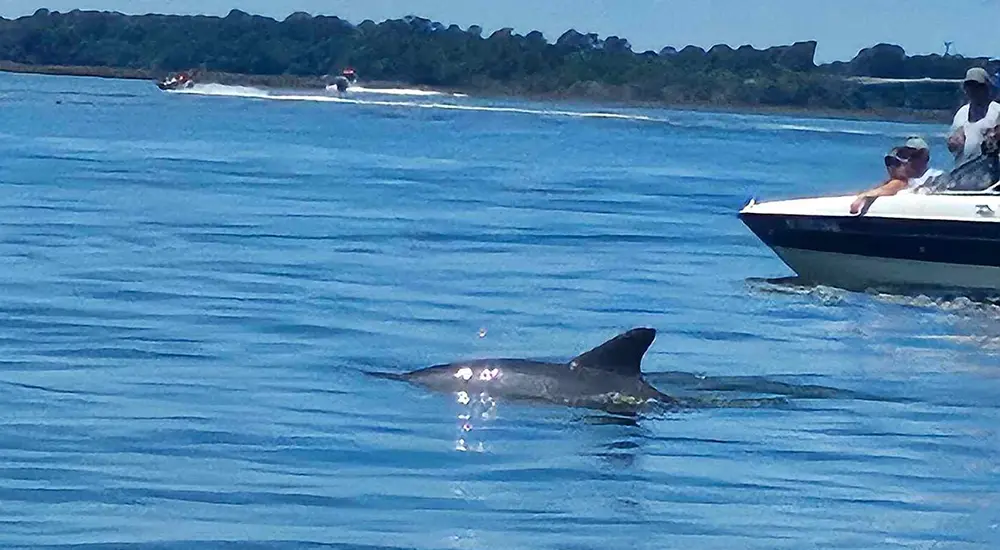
(745, 276), (852, 305)
(165, 83), (917, 136)
(346, 85), (467, 98)
(759, 123), (884, 136)
(168, 83), (665, 123)
(171, 83), (270, 98)
(746, 275), (1000, 314)
(176, 82), (466, 99)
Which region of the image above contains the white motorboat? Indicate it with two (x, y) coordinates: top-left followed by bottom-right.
(738, 156), (1000, 292)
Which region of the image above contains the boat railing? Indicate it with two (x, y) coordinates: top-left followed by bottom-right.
(929, 186), (1000, 196)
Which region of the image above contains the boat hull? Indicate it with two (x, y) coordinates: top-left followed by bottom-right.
(739, 194), (1000, 292)
(768, 246), (1000, 291)
(330, 76), (350, 92)
(157, 80), (193, 91)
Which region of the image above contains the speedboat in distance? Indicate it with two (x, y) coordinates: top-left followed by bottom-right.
(739, 154), (1000, 292)
(156, 71), (195, 91)
(327, 68), (358, 93)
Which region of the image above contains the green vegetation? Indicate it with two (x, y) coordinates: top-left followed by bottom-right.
(0, 9), (992, 116)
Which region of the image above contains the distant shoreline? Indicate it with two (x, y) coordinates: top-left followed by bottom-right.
(0, 61), (954, 125)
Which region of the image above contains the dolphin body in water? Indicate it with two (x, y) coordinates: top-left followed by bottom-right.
(368, 327), (681, 414)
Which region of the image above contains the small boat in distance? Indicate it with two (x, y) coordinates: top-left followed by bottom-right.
(326, 67), (358, 93)
(156, 71), (195, 91)
(739, 155), (1000, 293)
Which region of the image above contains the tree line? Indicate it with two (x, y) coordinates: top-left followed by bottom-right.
(0, 9), (991, 112)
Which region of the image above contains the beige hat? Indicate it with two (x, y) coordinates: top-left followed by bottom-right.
(903, 136), (929, 151)
(965, 67), (990, 85)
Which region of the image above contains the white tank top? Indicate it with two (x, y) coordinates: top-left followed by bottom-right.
(951, 101), (1000, 166)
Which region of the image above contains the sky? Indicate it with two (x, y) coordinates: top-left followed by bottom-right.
(1, 0), (999, 63)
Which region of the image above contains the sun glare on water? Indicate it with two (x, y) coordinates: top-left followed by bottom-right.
(455, 389), (498, 453)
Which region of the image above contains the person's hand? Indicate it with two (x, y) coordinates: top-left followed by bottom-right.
(948, 128), (966, 154)
(850, 195), (868, 215)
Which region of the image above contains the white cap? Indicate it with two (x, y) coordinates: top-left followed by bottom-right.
(903, 136), (929, 151)
(965, 67), (990, 85)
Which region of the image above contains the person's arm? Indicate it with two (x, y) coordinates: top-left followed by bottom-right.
(983, 123), (1000, 155)
(850, 179), (909, 214)
(948, 108), (967, 156)
(988, 101), (1000, 124)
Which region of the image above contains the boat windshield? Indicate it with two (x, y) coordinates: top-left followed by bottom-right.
(917, 153), (1000, 194)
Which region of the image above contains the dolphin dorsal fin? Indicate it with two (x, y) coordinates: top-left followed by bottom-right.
(568, 328), (656, 376)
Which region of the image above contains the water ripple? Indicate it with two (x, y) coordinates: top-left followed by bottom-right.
(0, 71), (997, 549)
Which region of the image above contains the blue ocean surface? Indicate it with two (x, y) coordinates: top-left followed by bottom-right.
(0, 72), (998, 549)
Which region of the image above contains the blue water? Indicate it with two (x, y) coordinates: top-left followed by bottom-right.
(1, 72), (998, 549)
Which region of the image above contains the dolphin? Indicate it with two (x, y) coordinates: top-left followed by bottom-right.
(367, 327), (680, 414)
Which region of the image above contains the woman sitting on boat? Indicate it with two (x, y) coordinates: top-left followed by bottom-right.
(849, 137), (943, 214)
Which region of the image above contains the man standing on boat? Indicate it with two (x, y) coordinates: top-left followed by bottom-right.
(947, 67), (1000, 166)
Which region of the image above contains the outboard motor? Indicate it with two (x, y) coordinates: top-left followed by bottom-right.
(332, 75), (350, 93)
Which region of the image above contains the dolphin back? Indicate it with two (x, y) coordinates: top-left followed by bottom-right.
(568, 327), (656, 377)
